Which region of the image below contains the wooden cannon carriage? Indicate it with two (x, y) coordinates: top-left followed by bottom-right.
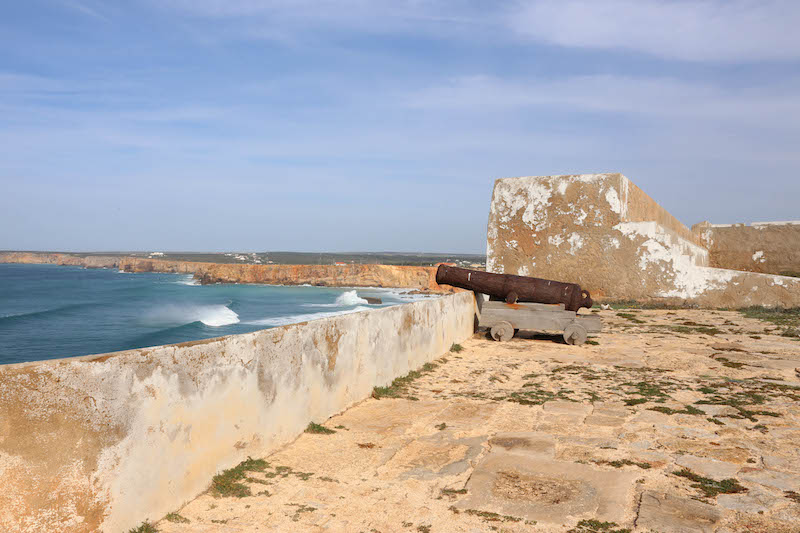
(475, 295), (601, 345)
(436, 265), (602, 345)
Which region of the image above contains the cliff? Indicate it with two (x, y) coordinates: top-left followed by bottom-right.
(0, 252), (449, 291)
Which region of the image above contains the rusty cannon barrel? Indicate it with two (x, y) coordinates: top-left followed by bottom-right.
(435, 264), (593, 312)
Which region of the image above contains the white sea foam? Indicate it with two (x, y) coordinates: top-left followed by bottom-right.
(335, 290), (368, 306)
(303, 290), (370, 308)
(197, 305), (239, 326)
(175, 275), (200, 286)
(246, 306), (370, 327)
(143, 304), (240, 327)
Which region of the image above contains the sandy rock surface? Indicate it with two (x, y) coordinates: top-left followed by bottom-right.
(156, 308), (800, 532)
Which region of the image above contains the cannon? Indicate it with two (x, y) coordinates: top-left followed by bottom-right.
(435, 265), (600, 345)
(435, 265), (593, 311)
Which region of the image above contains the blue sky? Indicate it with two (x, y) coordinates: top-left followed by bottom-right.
(1, 0), (799, 253)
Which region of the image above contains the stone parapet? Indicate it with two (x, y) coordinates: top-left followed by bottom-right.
(0, 292), (476, 532)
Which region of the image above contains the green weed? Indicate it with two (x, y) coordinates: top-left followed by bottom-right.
(305, 422), (336, 434)
(567, 519), (631, 533)
(673, 469), (747, 498)
(164, 512), (189, 523)
(648, 405), (705, 416)
(593, 459), (651, 470)
(209, 457), (269, 498)
(372, 362), (439, 399)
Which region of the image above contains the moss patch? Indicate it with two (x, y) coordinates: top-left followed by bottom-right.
(694, 379), (793, 421)
(647, 405), (705, 416)
(593, 459), (652, 469)
(740, 307), (800, 337)
(567, 519), (631, 533)
(164, 512), (189, 524)
(672, 468), (747, 498)
(616, 312), (645, 324)
(654, 325), (723, 336)
(454, 508), (525, 523)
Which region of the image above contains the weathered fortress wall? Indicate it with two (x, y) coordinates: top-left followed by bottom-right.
(0, 252), (445, 291)
(693, 221), (800, 276)
(0, 292), (476, 532)
(486, 173), (800, 307)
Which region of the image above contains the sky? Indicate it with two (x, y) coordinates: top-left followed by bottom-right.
(1, 0), (799, 254)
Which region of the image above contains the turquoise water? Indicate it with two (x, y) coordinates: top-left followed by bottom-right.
(0, 264), (426, 365)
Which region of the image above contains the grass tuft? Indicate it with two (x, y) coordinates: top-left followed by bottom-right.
(616, 312), (645, 324)
(463, 508), (522, 522)
(672, 468), (747, 498)
(305, 422), (336, 434)
(648, 405), (705, 416)
(567, 519), (631, 533)
(450, 343), (463, 352)
(593, 459), (651, 470)
(164, 512), (190, 524)
(372, 362), (439, 399)
(741, 306), (800, 337)
(209, 457), (269, 498)
(127, 521), (158, 533)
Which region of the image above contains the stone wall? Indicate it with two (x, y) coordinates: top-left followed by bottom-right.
(0, 292), (476, 532)
(486, 173), (800, 307)
(693, 221), (800, 276)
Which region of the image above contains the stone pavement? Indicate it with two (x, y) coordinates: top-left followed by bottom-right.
(155, 308), (800, 532)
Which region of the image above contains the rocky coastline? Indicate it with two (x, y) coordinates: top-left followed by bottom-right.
(0, 252), (451, 292)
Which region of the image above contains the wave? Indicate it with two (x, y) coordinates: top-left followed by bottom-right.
(0, 302), (97, 323)
(246, 306), (370, 327)
(175, 275), (200, 286)
(141, 304), (240, 327)
(302, 289), (369, 308)
(335, 290), (368, 306)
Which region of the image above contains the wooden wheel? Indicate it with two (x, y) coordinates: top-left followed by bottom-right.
(563, 323), (588, 345)
(490, 321), (514, 342)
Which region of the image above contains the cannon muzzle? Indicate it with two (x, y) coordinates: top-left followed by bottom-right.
(436, 264), (593, 312)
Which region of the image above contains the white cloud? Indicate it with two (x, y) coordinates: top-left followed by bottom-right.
(404, 74), (800, 126)
(509, 0), (800, 62)
(155, 0), (800, 62)
(157, 0), (484, 32)
(59, 1), (109, 21)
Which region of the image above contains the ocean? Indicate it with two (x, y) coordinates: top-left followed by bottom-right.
(0, 263), (430, 365)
